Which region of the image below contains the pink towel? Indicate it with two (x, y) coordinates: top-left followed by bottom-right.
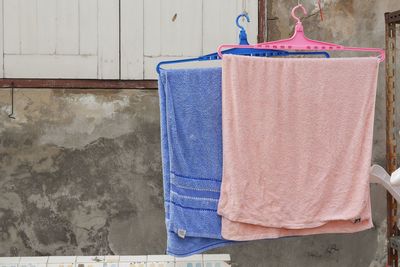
(218, 55), (379, 240)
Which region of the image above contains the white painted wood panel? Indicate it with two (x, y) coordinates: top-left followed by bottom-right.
(143, 0), (258, 79)
(179, 0), (202, 56)
(151, 0), (203, 57)
(37, 0), (57, 54)
(56, 0), (79, 55)
(203, 0), (237, 54)
(144, 0), (161, 57)
(1, 0), (258, 80)
(97, 0), (119, 79)
(203, 0), (257, 54)
(4, 0), (20, 54)
(3, 0), (120, 79)
(4, 55), (98, 78)
(20, 0), (38, 54)
(79, 0), (98, 55)
(160, 0), (181, 56)
(120, 0), (144, 79)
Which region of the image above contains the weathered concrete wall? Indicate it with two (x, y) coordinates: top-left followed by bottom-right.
(0, 90), (165, 256)
(1, 1), (400, 266)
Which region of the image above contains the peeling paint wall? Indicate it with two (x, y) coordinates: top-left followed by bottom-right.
(1, 1), (400, 266)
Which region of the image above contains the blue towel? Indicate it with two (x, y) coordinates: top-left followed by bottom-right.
(158, 67), (233, 256)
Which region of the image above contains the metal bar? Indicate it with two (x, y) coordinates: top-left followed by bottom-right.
(0, 79), (158, 89)
(258, 0), (266, 43)
(385, 12), (398, 266)
(386, 10), (400, 24)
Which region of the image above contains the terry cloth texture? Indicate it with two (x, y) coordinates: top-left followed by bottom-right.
(218, 55), (379, 241)
(158, 67), (233, 256)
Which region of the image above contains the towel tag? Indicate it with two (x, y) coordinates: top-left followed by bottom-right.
(178, 229), (186, 238)
(352, 217), (361, 224)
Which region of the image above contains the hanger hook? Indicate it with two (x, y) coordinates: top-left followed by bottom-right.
(291, 4), (307, 24)
(236, 13), (250, 31)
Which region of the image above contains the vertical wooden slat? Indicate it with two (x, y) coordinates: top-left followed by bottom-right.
(202, 0), (221, 54)
(385, 14), (398, 267)
(37, 0), (57, 54)
(219, 0), (238, 44)
(203, 0), (238, 54)
(56, 0), (79, 54)
(79, 0), (97, 55)
(179, 0), (202, 56)
(144, 0), (161, 56)
(20, 0), (38, 54)
(97, 0), (119, 79)
(3, 0), (20, 54)
(159, 0), (204, 56)
(160, 0), (181, 56)
(120, 0), (144, 79)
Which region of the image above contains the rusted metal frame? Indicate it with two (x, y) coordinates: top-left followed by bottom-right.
(385, 12), (398, 267)
(386, 10), (400, 24)
(258, 0), (266, 43)
(0, 79), (158, 90)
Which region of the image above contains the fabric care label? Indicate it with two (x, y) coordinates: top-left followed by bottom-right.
(177, 229), (186, 239)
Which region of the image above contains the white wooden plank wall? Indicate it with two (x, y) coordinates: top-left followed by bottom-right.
(56, 0), (79, 54)
(20, 0), (38, 54)
(143, 0), (161, 59)
(2, 0), (119, 79)
(143, 0), (258, 79)
(37, 0), (57, 54)
(3, 0), (19, 55)
(0, 0), (258, 80)
(97, 0), (120, 79)
(120, 0), (144, 79)
(79, 0), (98, 55)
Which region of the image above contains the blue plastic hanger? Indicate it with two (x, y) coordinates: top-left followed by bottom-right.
(156, 13), (330, 74)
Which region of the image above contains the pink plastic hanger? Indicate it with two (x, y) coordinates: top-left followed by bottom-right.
(218, 4), (385, 62)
